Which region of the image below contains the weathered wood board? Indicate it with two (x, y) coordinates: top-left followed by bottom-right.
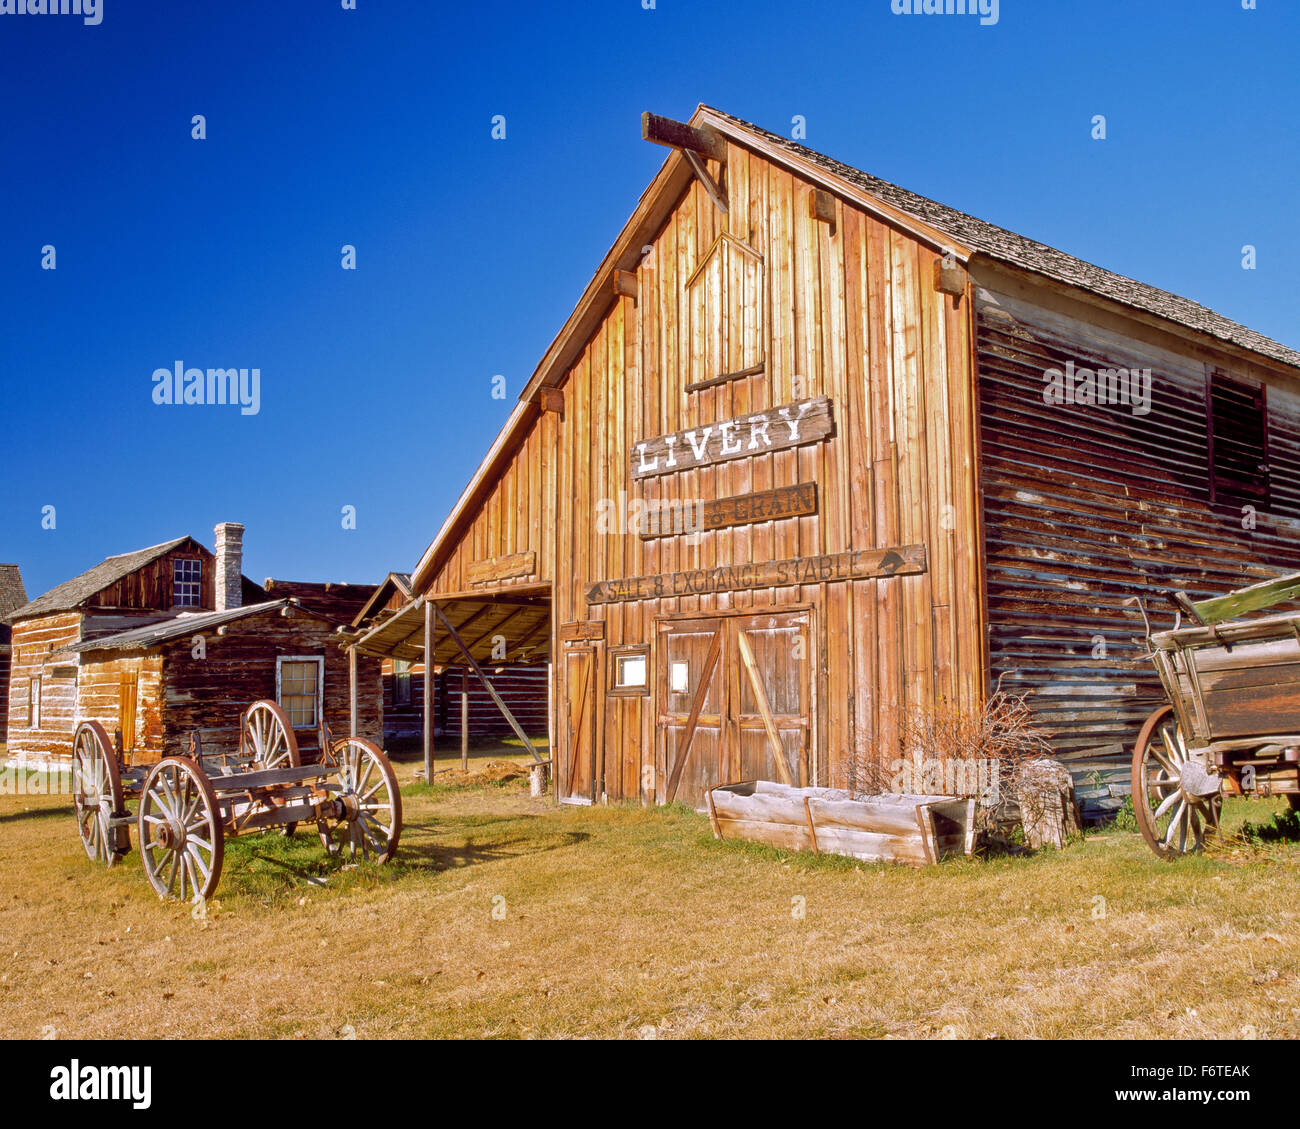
(637, 483), (818, 539)
(707, 780), (975, 866)
(466, 551), (536, 585)
(631, 396), (834, 479)
(586, 544), (925, 605)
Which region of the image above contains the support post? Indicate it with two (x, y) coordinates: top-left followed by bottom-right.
(461, 665), (469, 771)
(348, 645), (358, 738)
(433, 604), (543, 762)
(423, 598), (434, 783)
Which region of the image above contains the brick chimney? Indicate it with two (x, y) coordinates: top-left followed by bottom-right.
(213, 522), (244, 612)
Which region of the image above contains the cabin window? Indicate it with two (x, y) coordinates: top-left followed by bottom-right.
(1208, 373), (1270, 509)
(173, 558), (202, 607)
(29, 677), (41, 730)
(277, 656), (323, 728)
(609, 646), (650, 696)
(393, 659), (412, 705)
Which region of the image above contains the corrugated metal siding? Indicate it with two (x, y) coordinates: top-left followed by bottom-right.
(976, 284), (1300, 788)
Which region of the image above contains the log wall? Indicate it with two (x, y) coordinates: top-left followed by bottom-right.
(4, 613), (82, 759)
(974, 269), (1300, 786)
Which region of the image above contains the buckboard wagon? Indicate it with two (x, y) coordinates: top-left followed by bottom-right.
(1132, 573), (1300, 858)
(72, 700), (402, 901)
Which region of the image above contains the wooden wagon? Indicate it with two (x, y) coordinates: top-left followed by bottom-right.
(1131, 574), (1300, 857)
(71, 700), (402, 901)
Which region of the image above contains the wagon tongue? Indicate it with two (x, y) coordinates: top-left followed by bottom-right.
(1178, 760), (1221, 799)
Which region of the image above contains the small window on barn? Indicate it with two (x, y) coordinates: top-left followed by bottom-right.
(1208, 373), (1270, 509)
(277, 657), (323, 728)
(393, 659), (412, 705)
(173, 558), (202, 607)
(609, 646), (650, 696)
(29, 676), (41, 730)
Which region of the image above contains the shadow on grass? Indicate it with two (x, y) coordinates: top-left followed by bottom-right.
(0, 804), (72, 825)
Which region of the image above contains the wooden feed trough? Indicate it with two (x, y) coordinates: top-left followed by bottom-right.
(706, 781), (976, 866)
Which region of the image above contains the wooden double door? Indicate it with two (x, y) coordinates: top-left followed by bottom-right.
(657, 610), (813, 809)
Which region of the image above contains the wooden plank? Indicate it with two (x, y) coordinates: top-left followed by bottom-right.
(423, 599), (434, 782)
(638, 483), (818, 539)
(1187, 571), (1300, 625)
(587, 544), (926, 605)
(684, 362), (764, 394)
(631, 396), (834, 480)
(558, 620), (605, 642)
(641, 111), (727, 163)
(613, 269), (638, 300)
(465, 550), (537, 585)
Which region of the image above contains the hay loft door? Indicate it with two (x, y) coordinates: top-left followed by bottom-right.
(561, 643), (600, 803)
(658, 610), (812, 808)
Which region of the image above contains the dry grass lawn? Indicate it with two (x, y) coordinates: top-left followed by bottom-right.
(3, 743), (1300, 1040)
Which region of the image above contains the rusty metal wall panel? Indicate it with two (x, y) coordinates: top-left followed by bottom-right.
(975, 285), (1300, 785)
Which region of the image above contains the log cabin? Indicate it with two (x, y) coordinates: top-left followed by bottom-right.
(361, 105), (1300, 810)
(0, 564), (28, 745)
(4, 524), (381, 765)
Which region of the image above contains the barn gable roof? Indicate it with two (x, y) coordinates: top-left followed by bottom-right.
(702, 106), (1300, 371)
(0, 564), (27, 619)
(412, 104), (1300, 592)
(67, 599), (341, 654)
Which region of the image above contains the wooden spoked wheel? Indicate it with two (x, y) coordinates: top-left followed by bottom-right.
(138, 757), (224, 902)
(72, 721), (127, 865)
(240, 700), (301, 769)
(318, 738), (402, 864)
(1132, 704), (1222, 859)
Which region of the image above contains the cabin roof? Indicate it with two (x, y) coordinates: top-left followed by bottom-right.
(0, 564), (27, 619)
(703, 106), (1300, 371)
(5, 537), (195, 623)
(411, 105), (1300, 592)
(350, 572), (415, 628)
(67, 599), (340, 654)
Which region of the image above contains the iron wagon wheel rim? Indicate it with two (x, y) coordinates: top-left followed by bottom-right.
(1131, 704), (1221, 859)
(72, 720), (126, 866)
(241, 700), (301, 769)
(319, 738), (402, 864)
(138, 757), (224, 902)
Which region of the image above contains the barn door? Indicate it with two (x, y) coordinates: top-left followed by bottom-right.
(658, 619), (726, 806)
(562, 645), (598, 803)
(730, 612), (811, 789)
(657, 611), (813, 808)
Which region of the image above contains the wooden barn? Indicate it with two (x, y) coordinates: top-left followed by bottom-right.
(363, 106), (1300, 809)
(5, 523), (381, 765)
(0, 563), (29, 745)
(351, 572), (549, 749)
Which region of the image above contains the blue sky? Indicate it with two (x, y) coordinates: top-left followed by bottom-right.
(2, 0), (1297, 600)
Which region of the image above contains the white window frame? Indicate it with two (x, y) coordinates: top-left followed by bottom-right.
(173, 558), (202, 607)
(29, 676), (41, 730)
(275, 655), (324, 729)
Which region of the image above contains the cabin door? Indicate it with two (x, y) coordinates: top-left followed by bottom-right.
(561, 643), (599, 803)
(658, 610), (812, 808)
